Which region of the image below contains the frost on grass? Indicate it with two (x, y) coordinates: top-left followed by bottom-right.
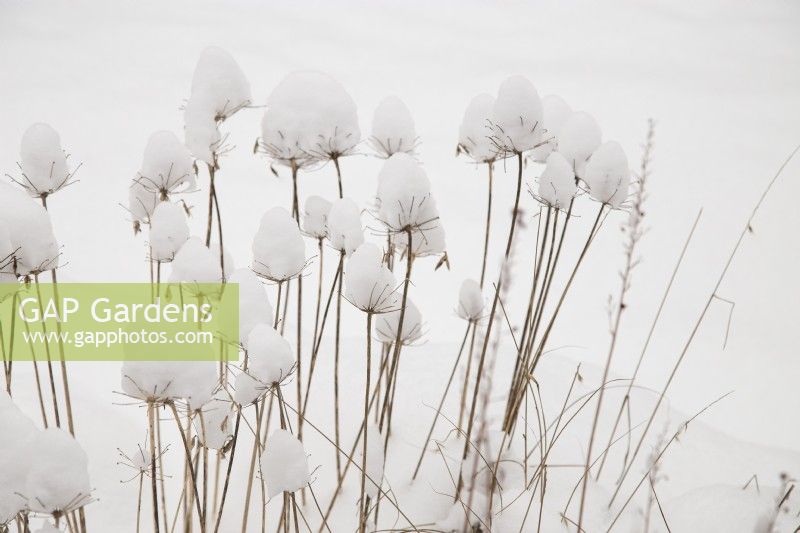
(17, 123), (72, 198)
(531, 94), (573, 162)
(261, 429), (310, 498)
(345, 242), (398, 314)
(251, 207), (306, 281)
(227, 268), (274, 348)
(375, 299), (423, 345)
(234, 324), (293, 406)
(537, 151), (577, 209)
(0, 182), (60, 275)
(302, 195), (332, 239)
(185, 46), (251, 164)
(261, 71), (360, 165)
(370, 96), (417, 158)
(557, 110), (602, 178)
(148, 201), (190, 262)
(137, 131), (196, 199)
(456, 278), (484, 321)
(327, 197), (364, 256)
(490, 75), (543, 154)
(458, 93), (496, 163)
(585, 140), (631, 208)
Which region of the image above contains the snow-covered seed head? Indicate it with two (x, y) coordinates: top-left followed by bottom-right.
(149, 201), (190, 263)
(227, 268), (274, 348)
(302, 195), (332, 239)
(557, 111), (602, 178)
(193, 393), (233, 450)
(376, 153), (439, 234)
(457, 279), (484, 322)
(370, 96), (417, 158)
(375, 299), (423, 345)
(120, 361), (218, 405)
(458, 94), (497, 163)
(345, 242), (399, 314)
(117, 442), (153, 477)
(169, 237), (224, 285)
(137, 131), (196, 200)
(584, 141), (631, 209)
(245, 323), (294, 387)
(530, 94), (573, 162)
(16, 123), (74, 198)
(0, 221), (18, 295)
(327, 197), (364, 256)
(185, 46), (251, 164)
(0, 392), (38, 523)
(0, 182), (60, 276)
(537, 152), (577, 210)
(261, 429), (310, 498)
(490, 75), (544, 155)
(251, 207), (306, 281)
(392, 220), (447, 259)
(127, 177), (159, 234)
(24, 428), (92, 514)
(260, 71), (360, 166)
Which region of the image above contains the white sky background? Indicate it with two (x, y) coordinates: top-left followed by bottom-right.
(1, 0), (798, 458)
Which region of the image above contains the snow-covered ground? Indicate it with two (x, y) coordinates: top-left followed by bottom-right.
(1, 0), (799, 531)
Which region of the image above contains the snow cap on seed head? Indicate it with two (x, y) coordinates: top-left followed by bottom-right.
(261, 429), (310, 497)
(138, 131), (196, 198)
(345, 242), (398, 314)
(234, 324), (293, 405)
(327, 197), (364, 256)
(169, 237), (224, 284)
(458, 94), (496, 163)
(376, 153), (438, 233)
(584, 141), (631, 208)
(227, 268), (273, 348)
(0, 392), (38, 523)
(531, 94), (573, 162)
(457, 279), (484, 321)
(375, 299), (423, 345)
(537, 152), (577, 210)
(557, 111), (602, 178)
(24, 428), (91, 514)
(17, 123), (72, 198)
(149, 201), (190, 262)
(490, 75), (543, 154)
(247, 324), (294, 385)
(302, 195), (332, 239)
(370, 96), (417, 158)
(0, 182), (60, 275)
(194, 392), (233, 450)
(393, 220), (446, 258)
(251, 207), (306, 281)
(127, 178), (159, 232)
(185, 46), (251, 164)
(261, 71), (360, 166)
(120, 361), (218, 405)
